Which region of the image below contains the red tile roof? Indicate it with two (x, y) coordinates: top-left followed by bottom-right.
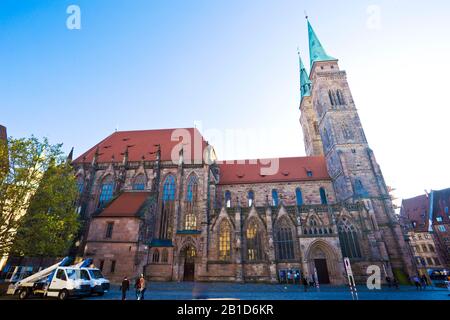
(73, 128), (207, 164)
(217, 156), (330, 185)
(400, 194), (430, 232)
(97, 191), (151, 218)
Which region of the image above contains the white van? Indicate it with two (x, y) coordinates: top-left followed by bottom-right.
(82, 267), (110, 295)
(8, 266), (92, 300)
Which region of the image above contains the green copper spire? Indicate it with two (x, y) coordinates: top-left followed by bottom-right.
(307, 19), (336, 67)
(298, 50), (311, 98)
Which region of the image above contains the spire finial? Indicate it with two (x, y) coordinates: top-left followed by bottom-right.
(304, 10), (308, 20)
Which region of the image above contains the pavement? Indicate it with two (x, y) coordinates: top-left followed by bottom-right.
(1, 282), (449, 300)
(69, 282), (450, 300)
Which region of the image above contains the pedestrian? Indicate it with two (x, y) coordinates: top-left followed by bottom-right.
(287, 271), (292, 284)
(385, 276), (391, 288)
(420, 274), (427, 290)
(392, 277), (399, 290)
(138, 274), (146, 300)
(413, 276), (421, 290)
(302, 276), (308, 292)
(135, 276), (141, 300)
(120, 276), (130, 300)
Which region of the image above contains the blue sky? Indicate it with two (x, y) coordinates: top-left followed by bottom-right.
(1, 0), (450, 201)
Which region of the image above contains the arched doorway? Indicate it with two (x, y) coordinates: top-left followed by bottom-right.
(306, 240), (342, 285)
(311, 248), (330, 284)
(182, 245), (196, 281)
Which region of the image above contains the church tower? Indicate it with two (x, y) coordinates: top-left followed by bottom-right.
(302, 18), (415, 277)
(299, 51), (323, 156)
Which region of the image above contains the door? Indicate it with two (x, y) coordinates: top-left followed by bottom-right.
(48, 268), (67, 297)
(314, 259), (330, 284)
(183, 246), (196, 281)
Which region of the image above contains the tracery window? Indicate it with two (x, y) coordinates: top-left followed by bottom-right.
(218, 220), (232, 261)
(338, 218), (362, 258)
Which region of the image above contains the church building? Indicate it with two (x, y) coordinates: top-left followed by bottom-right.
(72, 19), (416, 283)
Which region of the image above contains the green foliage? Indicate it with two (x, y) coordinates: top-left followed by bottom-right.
(0, 136), (79, 257)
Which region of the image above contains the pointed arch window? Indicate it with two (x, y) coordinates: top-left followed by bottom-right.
(272, 189), (279, 207)
(275, 218), (295, 260)
(219, 220), (232, 261)
(98, 175), (114, 208)
(225, 190), (232, 208)
(296, 188), (303, 206)
(319, 187), (328, 205)
(248, 190), (255, 207)
(246, 220), (265, 261)
(152, 249), (160, 263)
(338, 218), (362, 259)
(336, 89), (346, 105)
(184, 175), (198, 230)
(76, 176), (84, 194)
(133, 174), (146, 190)
(161, 249), (169, 263)
(160, 175), (176, 239)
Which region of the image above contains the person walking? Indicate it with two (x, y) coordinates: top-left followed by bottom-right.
(392, 277), (399, 290)
(287, 271), (292, 284)
(302, 276), (308, 292)
(120, 276), (130, 300)
(135, 276), (141, 300)
(420, 274), (427, 290)
(385, 276), (392, 288)
(138, 274), (146, 300)
(413, 276), (421, 290)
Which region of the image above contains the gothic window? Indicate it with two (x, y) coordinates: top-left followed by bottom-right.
(98, 175), (114, 208)
(184, 175), (198, 230)
(184, 213), (197, 230)
(272, 189), (279, 207)
(248, 190), (255, 207)
(160, 175), (176, 239)
(338, 218), (362, 259)
(161, 249), (168, 263)
(296, 188), (303, 206)
(225, 190), (232, 208)
(313, 122), (320, 135)
(132, 174), (146, 190)
(275, 218), (295, 260)
(76, 176), (84, 194)
(246, 220), (265, 261)
(218, 220), (232, 261)
(152, 249), (160, 263)
(328, 90), (336, 106)
(320, 187), (328, 205)
(336, 89), (346, 105)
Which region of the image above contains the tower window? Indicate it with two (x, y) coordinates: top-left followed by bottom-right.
(313, 122), (320, 135)
(306, 170), (313, 177)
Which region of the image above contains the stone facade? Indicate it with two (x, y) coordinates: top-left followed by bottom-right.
(74, 21), (416, 284)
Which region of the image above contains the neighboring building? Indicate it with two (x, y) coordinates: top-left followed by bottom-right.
(0, 124), (7, 271)
(399, 195), (445, 281)
(0, 125), (6, 141)
(430, 188), (450, 267)
(72, 19), (415, 283)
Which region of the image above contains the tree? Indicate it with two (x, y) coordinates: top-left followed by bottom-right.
(0, 136), (79, 257)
